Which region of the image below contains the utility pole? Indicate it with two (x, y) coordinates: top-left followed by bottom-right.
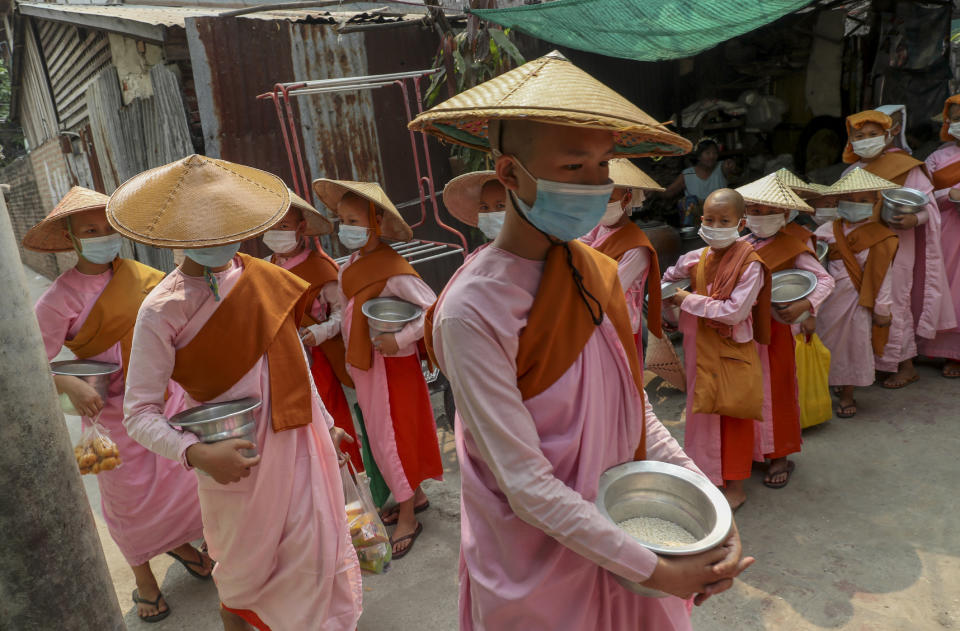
(0, 194), (124, 629)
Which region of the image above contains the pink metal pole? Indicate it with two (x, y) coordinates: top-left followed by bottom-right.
(395, 79), (428, 228)
(280, 83), (311, 199)
(259, 87), (301, 196)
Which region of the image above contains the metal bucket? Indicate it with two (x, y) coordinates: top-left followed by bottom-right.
(596, 461), (733, 598)
(881, 187), (927, 223)
(50, 360), (120, 415)
(771, 269), (818, 324)
(362, 297), (423, 339)
(168, 398), (261, 461)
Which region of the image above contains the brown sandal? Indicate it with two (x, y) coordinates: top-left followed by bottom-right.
(390, 522), (423, 560)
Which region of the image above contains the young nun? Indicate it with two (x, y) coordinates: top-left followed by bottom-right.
(809, 185), (840, 227)
(843, 109), (955, 388)
(773, 168), (822, 248)
(443, 170), (508, 241)
(115, 156), (362, 631)
(736, 174), (834, 489)
(27, 187), (210, 623)
(580, 158), (665, 354)
(261, 190), (362, 471)
(412, 51), (753, 630)
(661, 188), (768, 510)
(313, 178), (443, 560)
(814, 168), (899, 418)
(875, 104), (912, 154)
(920, 95), (960, 377)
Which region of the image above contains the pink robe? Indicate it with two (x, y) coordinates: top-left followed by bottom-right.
(921, 143), (960, 360)
(813, 221), (894, 386)
(662, 247), (764, 485)
(844, 158), (956, 370)
(338, 251), (441, 504)
(580, 223), (652, 337)
(743, 235), (834, 459)
(433, 245), (702, 631)
(266, 249), (342, 342)
(123, 257), (362, 630)
(34, 265), (203, 567)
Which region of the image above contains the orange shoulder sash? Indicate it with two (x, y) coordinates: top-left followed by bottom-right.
(591, 222), (662, 338)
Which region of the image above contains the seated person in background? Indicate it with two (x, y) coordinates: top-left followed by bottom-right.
(660, 138), (737, 226)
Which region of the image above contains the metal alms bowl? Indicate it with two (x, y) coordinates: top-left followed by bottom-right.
(50, 360), (120, 415)
(660, 278), (691, 300)
(596, 460), (733, 598)
(361, 297), (423, 338)
(168, 398), (261, 459)
(816, 240), (829, 266)
(770, 269), (819, 324)
(881, 187), (928, 223)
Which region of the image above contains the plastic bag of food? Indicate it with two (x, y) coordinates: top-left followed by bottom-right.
(73, 415), (121, 475)
(340, 463), (391, 573)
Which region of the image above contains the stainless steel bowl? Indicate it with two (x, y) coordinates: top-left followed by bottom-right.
(660, 279), (691, 328)
(660, 278), (691, 300)
(362, 297), (423, 338)
(597, 460), (733, 598)
(881, 187), (928, 223)
(770, 269), (819, 324)
(168, 398), (261, 459)
(815, 240), (829, 266)
(50, 360), (120, 415)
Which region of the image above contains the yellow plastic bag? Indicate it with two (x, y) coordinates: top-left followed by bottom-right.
(794, 334), (832, 428)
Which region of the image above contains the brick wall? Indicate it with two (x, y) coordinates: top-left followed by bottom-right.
(0, 138), (78, 280)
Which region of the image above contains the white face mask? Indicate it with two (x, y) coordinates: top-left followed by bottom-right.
(600, 201), (624, 227)
(476, 211), (505, 240)
(949, 122), (960, 141)
(814, 207), (838, 225)
(851, 135), (887, 159)
(77, 233), (123, 264)
(261, 229), (300, 254)
(745, 213), (786, 239)
(838, 200), (874, 223)
(185, 242), (242, 268)
(699, 224), (741, 249)
(338, 224), (370, 250)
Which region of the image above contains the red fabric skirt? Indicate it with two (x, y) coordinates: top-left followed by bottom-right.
(384, 354), (444, 493)
(765, 320), (803, 459)
(720, 416), (753, 482)
(310, 346), (363, 472)
(221, 603), (270, 631)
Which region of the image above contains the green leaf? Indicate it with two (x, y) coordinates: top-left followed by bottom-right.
(490, 29), (524, 67)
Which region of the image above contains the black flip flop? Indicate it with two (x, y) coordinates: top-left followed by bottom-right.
(836, 401), (857, 418)
(763, 461), (796, 489)
(167, 549), (213, 580)
(380, 500), (430, 526)
(132, 589), (170, 623)
(390, 522), (424, 560)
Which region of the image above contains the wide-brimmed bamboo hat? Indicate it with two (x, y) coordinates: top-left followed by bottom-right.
(287, 189), (333, 236)
(736, 173), (813, 212)
(610, 158), (664, 193)
(409, 51), (691, 159)
(106, 155), (289, 248)
(442, 171), (502, 227)
(312, 178), (413, 242)
(828, 167), (898, 195)
(773, 168), (820, 199)
(22, 187), (111, 252)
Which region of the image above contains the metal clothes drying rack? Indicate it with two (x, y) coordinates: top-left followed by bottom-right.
(257, 68), (469, 268)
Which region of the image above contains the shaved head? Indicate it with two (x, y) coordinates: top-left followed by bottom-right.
(704, 188), (745, 218)
(499, 119), (543, 162)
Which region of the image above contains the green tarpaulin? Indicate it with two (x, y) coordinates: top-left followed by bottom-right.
(472, 0), (817, 61)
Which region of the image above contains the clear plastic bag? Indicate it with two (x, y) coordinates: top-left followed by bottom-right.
(73, 415), (122, 475)
(341, 463), (391, 573)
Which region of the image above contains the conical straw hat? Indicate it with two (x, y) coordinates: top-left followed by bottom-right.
(106, 155), (289, 248)
(804, 182), (833, 197)
(312, 178), (413, 242)
(644, 331), (686, 392)
(442, 171), (501, 227)
(773, 168), (820, 198)
(828, 167), (899, 195)
(609, 158), (664, 192)
(409, 51), (691, 159)
(288, 189), (333, 236)
(22, 187), (110, 252)
(736, 173), (812, 212)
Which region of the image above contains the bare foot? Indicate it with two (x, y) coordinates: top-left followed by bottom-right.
(721, 481), (746, 512)
(131, 563), (167, 620)
(882, 360), (919, 389)
(763, 458), (795, 489)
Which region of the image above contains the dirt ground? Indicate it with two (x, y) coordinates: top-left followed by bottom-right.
(26, 265), (959, 630)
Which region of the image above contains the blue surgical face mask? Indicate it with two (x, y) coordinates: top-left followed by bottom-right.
(838, 200), (874, 223)
(338, 224), (370, 250)
(77, 234), (122, 264)
(511, 157), (615, 242)
(184, 242), (241, 268)
(788, 209), (799, 223)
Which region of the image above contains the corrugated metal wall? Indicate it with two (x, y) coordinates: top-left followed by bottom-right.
(19, 19), (59, 148)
